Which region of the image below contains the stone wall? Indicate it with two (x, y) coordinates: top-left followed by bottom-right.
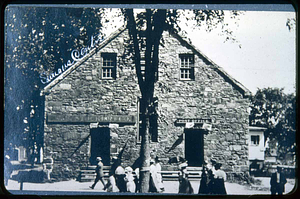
(44, 30), (141, 179)
(153, 31), (250, 172)
(43, 29), (250, 180)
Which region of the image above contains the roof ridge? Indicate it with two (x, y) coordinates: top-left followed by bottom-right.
(41, 25), (251, 98)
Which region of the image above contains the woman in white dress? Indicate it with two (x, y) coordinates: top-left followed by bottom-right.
(124, 166), (136, 193)
(155, 157), (165, 192)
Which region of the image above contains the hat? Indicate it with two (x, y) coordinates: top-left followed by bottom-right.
(215, 163), (222, 169)
(96, 157), (102, 161)
(179, 162), (188, 169)
(112, 156), (118, 160)
(125, 166), (133, 173)
(115, 166), (125, 175)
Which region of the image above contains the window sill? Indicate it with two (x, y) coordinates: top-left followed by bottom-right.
(180, 79), (195, 81)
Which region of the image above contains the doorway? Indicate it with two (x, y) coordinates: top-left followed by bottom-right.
(184, 128), (204, 167)
(90, 127), (110, 166)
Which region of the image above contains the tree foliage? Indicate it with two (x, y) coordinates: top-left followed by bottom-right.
(4, 6), (106, 154)
(122, 8), (243, 192)
(5, 6), (244, 191)
(249, 88), (296, 161)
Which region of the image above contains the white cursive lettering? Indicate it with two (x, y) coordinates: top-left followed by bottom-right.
(40, 33), (105, 84)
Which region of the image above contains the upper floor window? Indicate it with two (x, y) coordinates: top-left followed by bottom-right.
(251, 135), (260, 145)
(101, 53), (117, 79)
(180, 54), (195, 80)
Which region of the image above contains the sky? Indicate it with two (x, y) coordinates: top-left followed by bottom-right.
(103, 8), (296, 95)
(185, 10), (296, 94)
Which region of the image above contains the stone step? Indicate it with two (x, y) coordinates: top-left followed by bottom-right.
(78, 166), (203, 182)
(80, 170), (110, 174)
(81, 166), (111, 170)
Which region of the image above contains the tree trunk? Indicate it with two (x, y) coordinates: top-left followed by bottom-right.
(124, 8), (166, 193)
(139, 99), (151, 192)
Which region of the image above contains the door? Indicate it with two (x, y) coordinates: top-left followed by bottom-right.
(90, 127), (110, 166)
(184, 128), (204, 166)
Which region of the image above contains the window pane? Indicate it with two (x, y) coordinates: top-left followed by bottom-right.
(102, 54), (116, 79)
(180, 54), (194, 80)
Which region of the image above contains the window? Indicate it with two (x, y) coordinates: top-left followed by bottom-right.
(180, 54), (195, 80)
(251, 135), (260, 145)
(101, 53), (116, 79)
(137, 97), (158, 143)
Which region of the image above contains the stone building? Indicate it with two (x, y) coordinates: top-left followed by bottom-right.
(40, 26), (251, 180)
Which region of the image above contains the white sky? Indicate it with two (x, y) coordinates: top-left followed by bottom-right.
(186, 11), (296, 94)
(104, 9), (296, 95)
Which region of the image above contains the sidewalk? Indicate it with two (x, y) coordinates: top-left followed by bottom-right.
(4, 177), (296, 195)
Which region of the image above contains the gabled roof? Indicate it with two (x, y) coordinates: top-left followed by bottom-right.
(41, 25), (251, 97)
(40, 26), (127, 96)
(170, 30), (251, 97)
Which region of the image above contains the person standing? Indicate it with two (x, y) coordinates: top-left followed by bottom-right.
(4, 155), (12, 186)
(114, 160), (127, 192)
(149, 159), (158, 193)
(270, 166), (287, 195)
(155, 157), (165, 192)
(124, 166), (136, 192)
(134, 167), (140, 192)
(178, 162), (194, 194)
(90, 157), (107, 190)
(212, 163), (227, 195)
(106, 170), (119, 192)
(198, 163), (209, 194)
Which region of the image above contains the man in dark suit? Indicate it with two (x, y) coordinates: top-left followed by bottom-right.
(270, 166), (287, 195)
(90, 157), (107, 190)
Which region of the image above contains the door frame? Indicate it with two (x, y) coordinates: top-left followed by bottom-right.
(184, 128), (204, 167)
(89, 126), (110, 165)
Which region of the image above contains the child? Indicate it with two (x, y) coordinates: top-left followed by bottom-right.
(124, 166), (136, 193)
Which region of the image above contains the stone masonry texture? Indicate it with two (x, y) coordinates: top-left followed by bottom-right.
(43, 29), (250, 180)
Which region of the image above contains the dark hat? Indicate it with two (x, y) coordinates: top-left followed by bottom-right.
(210, 159), (217, 164)
(215, 163), (222, 168)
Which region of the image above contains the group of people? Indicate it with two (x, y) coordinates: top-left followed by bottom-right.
(178, 159), (227, 195)
(89, 156), (165, 193)
(89, 157), (287, 195)
(198, 161), (227, 195)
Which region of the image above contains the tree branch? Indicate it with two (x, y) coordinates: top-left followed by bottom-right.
(124, 9), (145, 95)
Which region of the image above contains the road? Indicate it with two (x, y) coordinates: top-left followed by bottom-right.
(4, 177), (296, 196)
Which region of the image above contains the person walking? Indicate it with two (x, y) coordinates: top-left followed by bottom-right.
(270, 166), (287, 195)
(212, 163), (227, 195)
(178, 162), (194, 194)
(90, 157), (107, 190)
